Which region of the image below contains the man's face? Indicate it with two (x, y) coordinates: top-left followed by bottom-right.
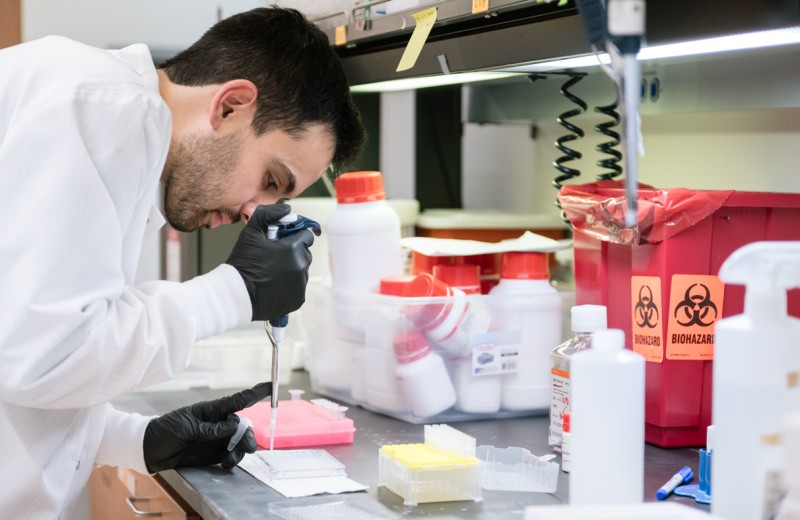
(161, 123), (334, 232)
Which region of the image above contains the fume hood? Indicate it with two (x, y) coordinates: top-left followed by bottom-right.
(316, 0), (800, 87)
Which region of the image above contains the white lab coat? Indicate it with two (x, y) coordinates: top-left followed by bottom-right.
(0, 37), (251, 518)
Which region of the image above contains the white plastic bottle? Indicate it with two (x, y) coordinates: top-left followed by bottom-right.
(549, 304), (607, 451)
(570, 329), (644, 505)
(712, 242), (800, 520)
(433, 264), (499, 414)
(489, 252), (562, 412)
(778, 412), (800, 519)
(393, 331), (457, 418)
(326, 171), (403, 293)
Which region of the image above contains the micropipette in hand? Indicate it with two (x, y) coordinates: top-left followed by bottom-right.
(264, 213), (321, 451)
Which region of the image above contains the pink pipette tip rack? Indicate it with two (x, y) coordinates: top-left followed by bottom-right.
(237, 394), (355, 449)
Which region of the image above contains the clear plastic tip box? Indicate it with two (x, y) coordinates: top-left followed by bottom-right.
(303, 278), (567, 424)
(378, 425), (483, 506)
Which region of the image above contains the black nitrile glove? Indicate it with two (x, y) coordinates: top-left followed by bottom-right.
(143, 382), (271, 473)
(225, 204), (319, 321)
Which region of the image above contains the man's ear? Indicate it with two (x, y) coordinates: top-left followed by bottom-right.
(209, 80), (258, 130)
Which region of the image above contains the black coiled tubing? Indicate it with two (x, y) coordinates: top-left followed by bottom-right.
(594, 101), (622, 181)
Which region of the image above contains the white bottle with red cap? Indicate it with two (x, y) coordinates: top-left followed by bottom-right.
(393, 331), (457, 418)
(489, 252), (562, 412)
(327, 171), (403, 294)
(433, 264), (499, 414)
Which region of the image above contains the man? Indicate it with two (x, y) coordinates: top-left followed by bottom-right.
(0, 7), (363, 518)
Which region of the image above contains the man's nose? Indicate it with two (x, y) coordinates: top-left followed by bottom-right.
(240, 197), (280, 223)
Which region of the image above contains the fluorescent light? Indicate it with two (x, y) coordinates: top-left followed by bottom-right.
(501, 26), (800, 73)
(350, 71), (520, 93)
(640, 26), (800, 60)
(349, 26), (800, 91)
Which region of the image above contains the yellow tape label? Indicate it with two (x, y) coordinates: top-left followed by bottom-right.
(396, 7), (438, 72)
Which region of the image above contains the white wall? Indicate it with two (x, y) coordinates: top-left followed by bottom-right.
(461, 108), (800, 220)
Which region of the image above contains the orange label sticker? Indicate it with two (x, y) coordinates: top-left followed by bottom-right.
(335, 25), (347, 46)
(666, 274), (725, 360)
(631, 276), (664, 363)
(472, 0), (489, 14)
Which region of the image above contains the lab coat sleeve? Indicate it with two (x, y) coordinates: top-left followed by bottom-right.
(94, 404), (153, 475)
(0, 90), (252, 410)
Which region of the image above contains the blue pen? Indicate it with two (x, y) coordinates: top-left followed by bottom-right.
(657, 466), (694, 500)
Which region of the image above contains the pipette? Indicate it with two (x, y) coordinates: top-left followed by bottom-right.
(264, 213), (321, 451)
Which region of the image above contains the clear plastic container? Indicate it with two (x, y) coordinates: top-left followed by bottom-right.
(254, 449), (345, 480)
(305, 278), (570, 424)
(378, 425), (482, 505)
(477, 445), (559, 493)
(237, 395), (355, 449)
(268, 496), (398, 520)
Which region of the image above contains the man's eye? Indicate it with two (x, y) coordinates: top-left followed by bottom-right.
(267, 176), (277, 189)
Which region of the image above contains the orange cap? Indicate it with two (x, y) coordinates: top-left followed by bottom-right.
(411, 252), (453, 275)
(393, 331), (431, 364)
(379, 275), (417, 296)
(402, 273), (453, 330)
(433, 264), (481, 294)
(500, 252), (549, 280)
(334, 171), (386, 203)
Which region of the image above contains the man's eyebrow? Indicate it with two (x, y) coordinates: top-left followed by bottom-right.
(275, 160), (297, 195)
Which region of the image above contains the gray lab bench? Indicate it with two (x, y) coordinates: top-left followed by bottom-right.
(112, 371), (709, 519)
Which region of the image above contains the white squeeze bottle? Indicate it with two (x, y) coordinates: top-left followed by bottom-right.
(327, 171), (403, 293)
(570, 328), (644, 505)
(489, 252), (562, 412)
(712, 241), (800, 520)
(548, 304), (607, 451)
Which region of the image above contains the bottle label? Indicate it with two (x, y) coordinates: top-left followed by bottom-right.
(469, 330), (521, 376)
(550, 368), (571, 438)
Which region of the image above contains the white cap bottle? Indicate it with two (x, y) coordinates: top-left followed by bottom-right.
(570, 328), (645, 505)
(712, 241), (800, 520)
(549, 305), (607, 450)
(489, 252), (562, 411)
(393, 331), (457, 418)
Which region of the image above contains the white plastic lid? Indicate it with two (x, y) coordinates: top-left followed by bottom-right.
(571, 305), (607, 333)
(591, 329), (625, 352)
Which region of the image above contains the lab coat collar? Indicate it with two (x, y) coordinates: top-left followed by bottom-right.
(107, 43), (160, 92)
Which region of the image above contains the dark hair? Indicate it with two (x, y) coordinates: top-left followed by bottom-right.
(161, 7), (364, 174)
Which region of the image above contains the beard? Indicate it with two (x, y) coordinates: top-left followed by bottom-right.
(161, 131), (244, 232)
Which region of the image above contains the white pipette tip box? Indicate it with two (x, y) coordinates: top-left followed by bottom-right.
(477, 445), (559, 493)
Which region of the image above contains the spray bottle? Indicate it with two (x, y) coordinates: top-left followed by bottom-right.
(712, 241), (800, 520)
(265, 213), (321, 450)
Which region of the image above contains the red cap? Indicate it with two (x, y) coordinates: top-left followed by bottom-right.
(379, 275), (417, 296)
(562, 411), (571, 433)
(334, 171), (386, 203)
(411, 252), (453, 275)
(500, 252), (549, 280)
(433, 264), (481, 294)
(402, 273), (453, 330)
(393, 331), (431, 364)
(457, 254), (499, 276)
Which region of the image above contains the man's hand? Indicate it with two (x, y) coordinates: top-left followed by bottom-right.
(225, 204), (317, 321)
(143, 382), (271, 473)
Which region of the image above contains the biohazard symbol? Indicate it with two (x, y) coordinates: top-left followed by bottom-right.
(673, 283), (718, 327)
(634, 285), (659, 328)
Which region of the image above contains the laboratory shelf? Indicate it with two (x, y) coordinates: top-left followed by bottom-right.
(112, 370), (709, 520)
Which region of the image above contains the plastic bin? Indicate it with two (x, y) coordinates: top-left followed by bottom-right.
(560, 181), (800, 447)
(304, 278), (568, 424)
